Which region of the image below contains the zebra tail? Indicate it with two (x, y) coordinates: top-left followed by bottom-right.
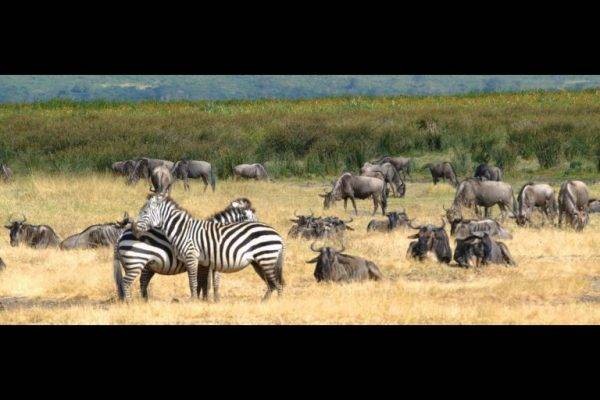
(276, 247), (285, 287)
(210, 166), (216, 192)
(113, 250), (125, 300)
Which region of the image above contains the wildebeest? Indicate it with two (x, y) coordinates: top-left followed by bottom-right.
(60, 213), (132, 250)
(306, 243), (383, 283)
(4, 214), (61, 249)
(360, 162), (405, 197)
(474, 164), (503, 181)
(232, 163), (269, 180)
(453, 232), (516, 268)
(448, 179), (516, 221)
(150, 165), (174, 195)
(288, 212), (354, 239)
(423, 162), (458, 187)
(448, 215), (512, 240)
(558, 180), (590, 231)
(127, 158), (174, 185)
(171, 159), (216, 192)
(514, 182), (558, 226)
(588, 199), (600, 213)
(366, 209), (411, 232)
(1, 163), (13, 182)
(373, 156), (412, 179)
(406, 219), (452, 263)
(320, 173), (388, 216)
(111, 160), (137, 177)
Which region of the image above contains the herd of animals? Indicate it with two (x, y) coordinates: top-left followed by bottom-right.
(0, 155), (599, 302)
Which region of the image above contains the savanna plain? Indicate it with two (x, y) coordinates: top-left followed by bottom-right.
(0, 174), (598, 324)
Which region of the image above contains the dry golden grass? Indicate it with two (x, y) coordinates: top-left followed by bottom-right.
(0, 174), (599, 324)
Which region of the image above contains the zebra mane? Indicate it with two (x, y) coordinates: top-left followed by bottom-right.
(148, 194), (195, 218)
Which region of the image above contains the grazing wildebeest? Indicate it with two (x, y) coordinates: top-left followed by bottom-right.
(127, 158), (174, 185)
(4, 214), (61, 249)
(150, 165), (174, 195)
(406, 219), (452, 263)
(232, 163), (269, 180)
(367, 209), (411, 232)
(514, 182), (558, 226)
(448, 216), (512, 240)
(171, 159), (216, 192)
(373, 156), (412, 179)
(111, 160), (137, 177)
(588, 199), (600, 213)
(320, 173), (388, 216)
(60, 213), (132, 250)
(306, 243), (383, 283)
(360, 162), (405, 197)
(558, 180), (590, 231)
(423, 162), (458, 187)
(448, 178), (517, 221)
(474, 164), (503, 181)
(453, 232), (516, 268)
(1, 163), (13, 182)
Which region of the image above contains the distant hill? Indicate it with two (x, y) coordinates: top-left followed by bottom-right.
(1, 75), (600, 103)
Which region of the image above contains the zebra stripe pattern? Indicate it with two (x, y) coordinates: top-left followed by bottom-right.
(127, 194), (284, 301)
(113, 200), (257, 301)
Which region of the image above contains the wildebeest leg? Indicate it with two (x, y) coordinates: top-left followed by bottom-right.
(140, 269), (155, 301)
(201, 175), (209, 192)
(372, 195), (379, 215)
(350, 197), (358, 215)
(344, 198), (348, 211)
(558, 209), (563, 228)
(433, 176), (438, 185)
(484, 206), (491, 218)
(498, 204), (507, 222)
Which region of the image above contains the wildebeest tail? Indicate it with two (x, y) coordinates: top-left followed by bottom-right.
(381, 182), (388, 212)
(113, 249), (125, 300)
(210, 165), (216, 192)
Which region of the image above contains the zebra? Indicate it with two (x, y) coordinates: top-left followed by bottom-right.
(113, 198), (258, 302)
(122, 193), (284, 302)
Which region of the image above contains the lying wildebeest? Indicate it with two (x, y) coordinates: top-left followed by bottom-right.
(406, 219), (452, 263)
(448, 216), (512, 240)
(474, 163), (503, 181)
(448, 178), (516, 221)
(127, 158), (174, 185)
(453, 232), (516, 268)
(373, 156), (412, 179)
(320, 173), (388, 216)
(558, 180), (590, 231)
(171, 159), (216, 192)
(423, 162), (458, 187)
(306, 243), (383, 283)
(1, 163), (13, 182)
(60, 213), (132, 250)
(288, 212), (354, 239)
(360, 162), (405, 197)
(366, 209), (411, 232)
(232, 163), (269, 180)
(513, 182), (558, 226)
(4, 214), (61, 249)
(588, 199), (600, 213)
(150, 165), (174, 195)
(111, 160), (137, 177)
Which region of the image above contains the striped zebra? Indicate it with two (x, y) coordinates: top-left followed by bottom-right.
(124, 193), (284, 301)
(113, 198), (258, 302)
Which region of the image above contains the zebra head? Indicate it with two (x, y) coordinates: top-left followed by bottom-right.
(133, 194), (166, 237)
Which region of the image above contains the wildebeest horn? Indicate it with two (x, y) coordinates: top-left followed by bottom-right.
(310, 242), (321, 252)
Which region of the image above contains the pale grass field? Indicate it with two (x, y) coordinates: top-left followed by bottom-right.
(0, 173), (598, 324)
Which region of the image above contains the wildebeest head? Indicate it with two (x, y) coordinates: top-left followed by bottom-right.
(319, 191), (335, 209)
(444, 204), (462, 227)
(306, 242), (345, 281)
(4, 213), (27, 247)
(572, 207), (588, 232)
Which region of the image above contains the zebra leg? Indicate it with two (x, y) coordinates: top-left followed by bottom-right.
(122, 263), (144, 301)
(212, 270), (221, 303)
(185, 257), (200, 299)
(140, 269), (155, 301)
(251, 262), (273, 301)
